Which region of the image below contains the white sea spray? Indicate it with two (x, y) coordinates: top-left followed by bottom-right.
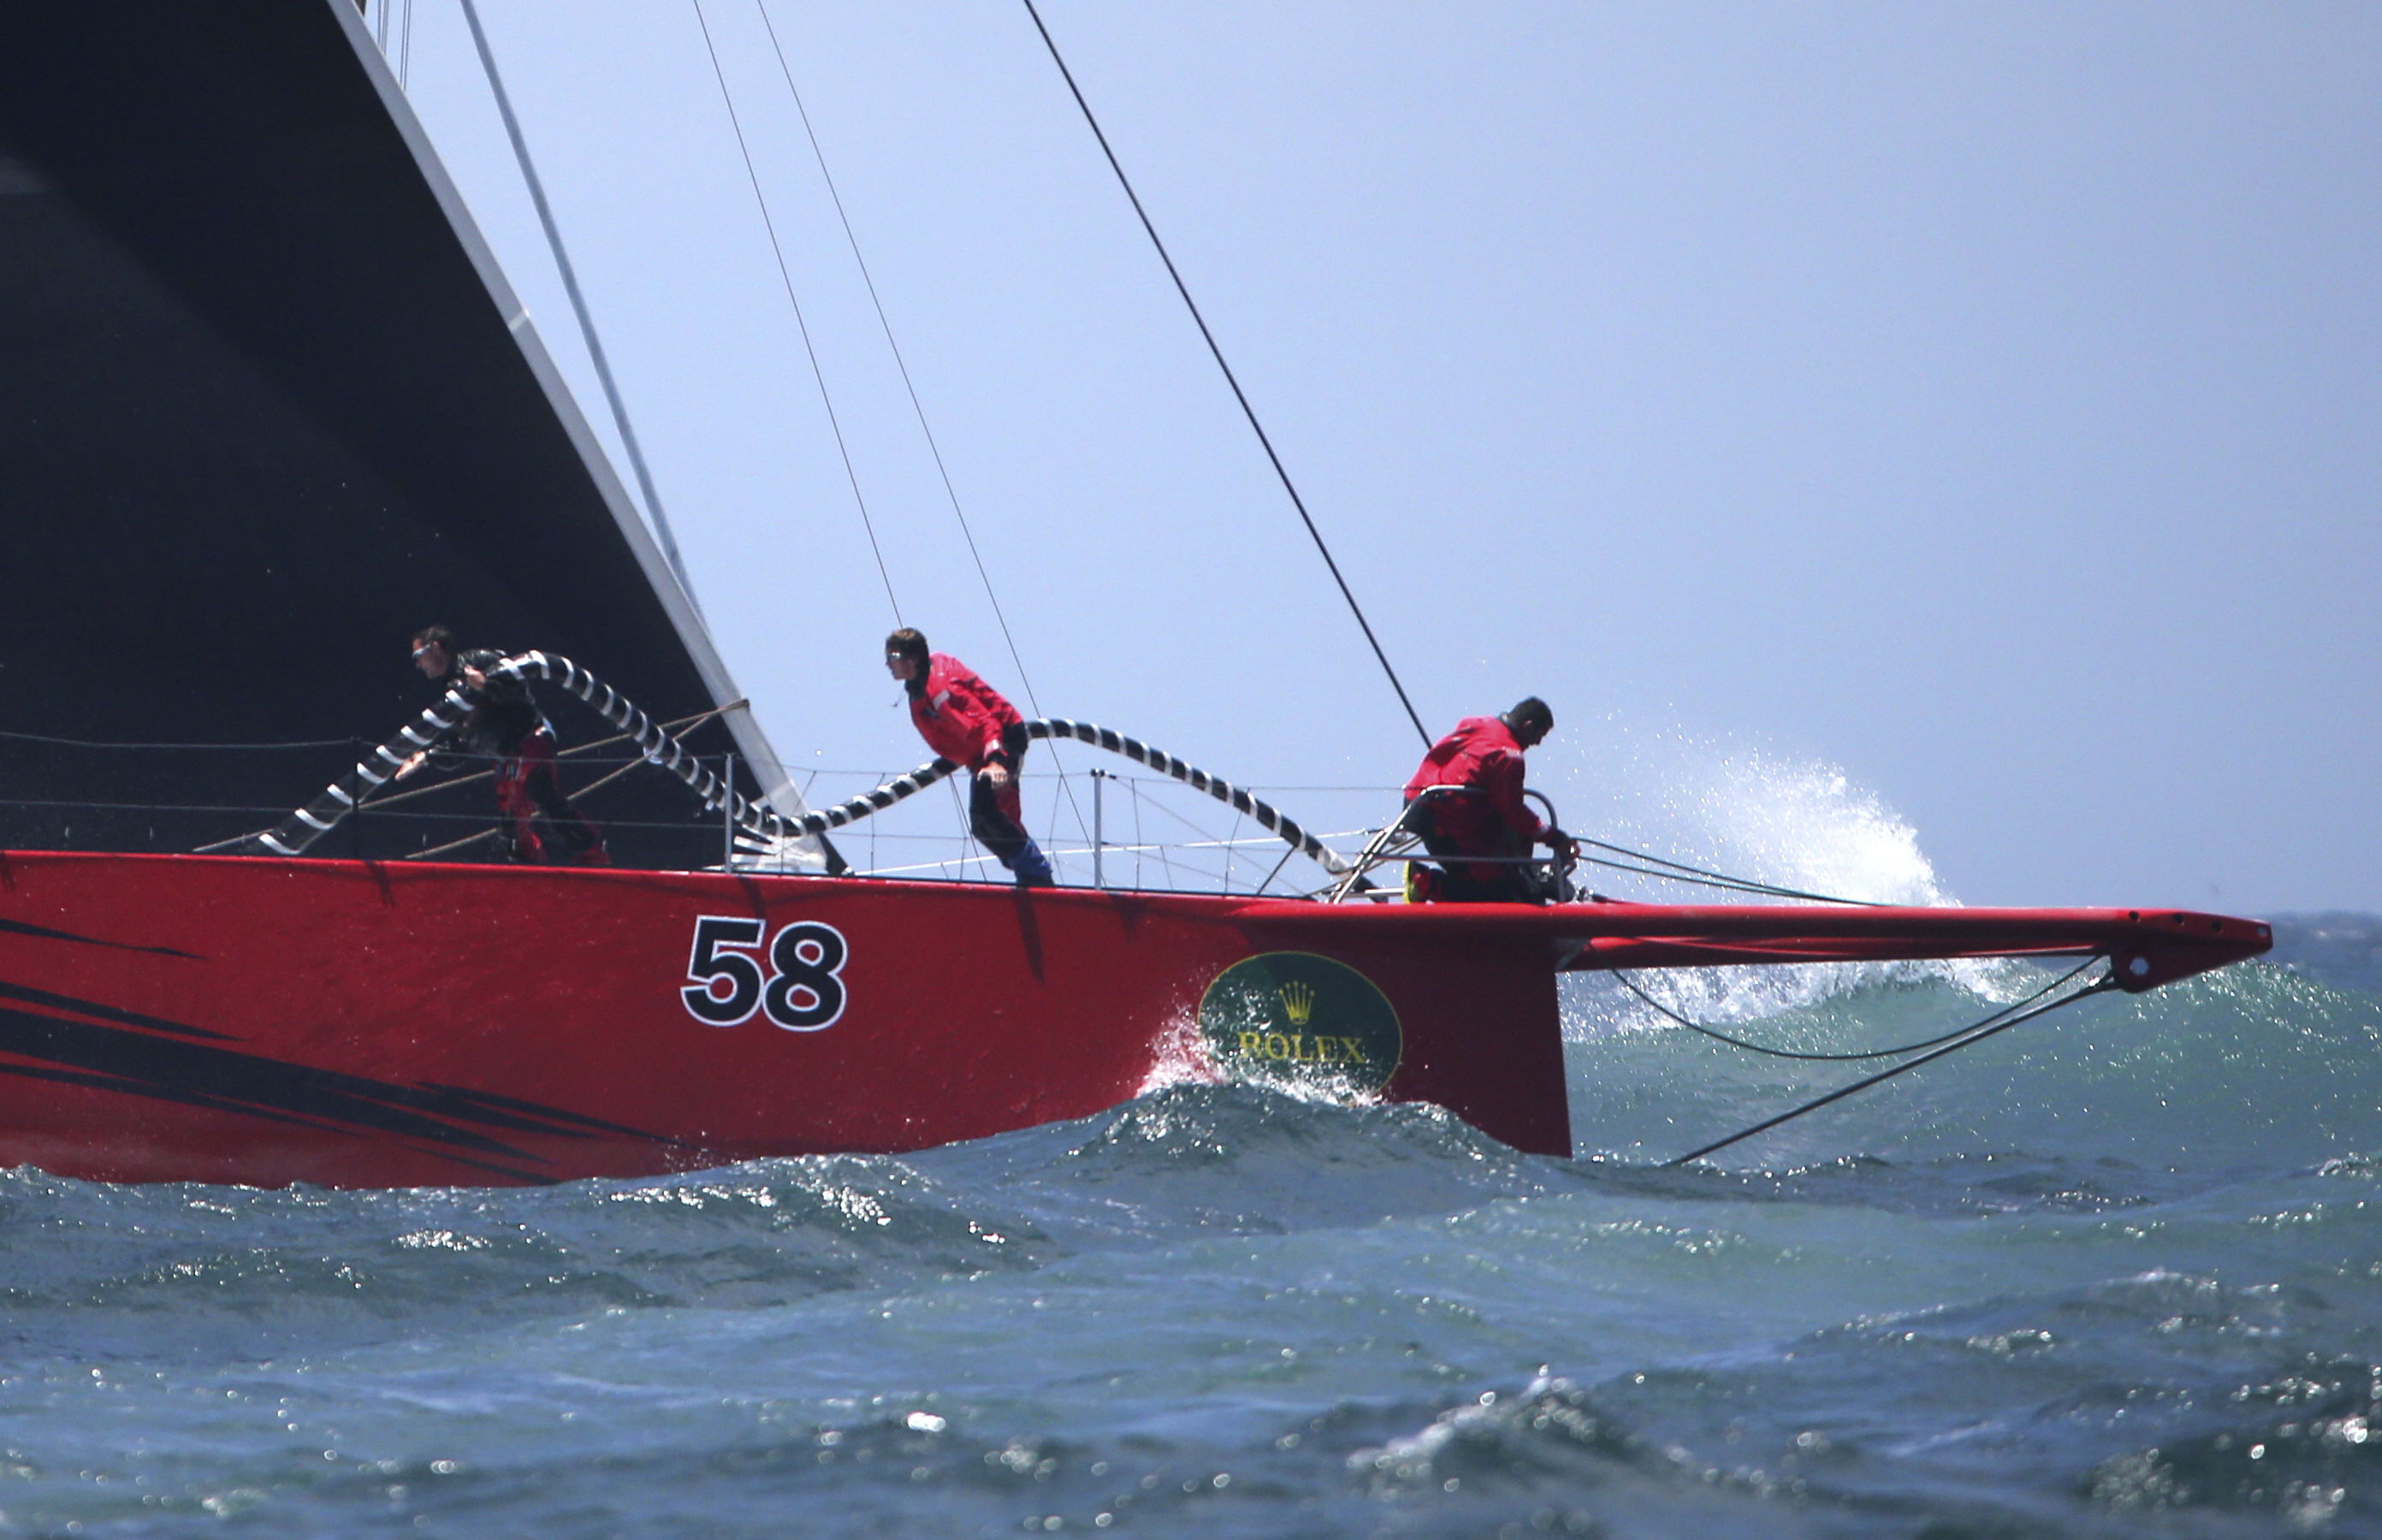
(1544, 720), (2029, 1039)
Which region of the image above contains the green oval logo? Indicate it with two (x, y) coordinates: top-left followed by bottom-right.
(1197, 952), (1401, 1095)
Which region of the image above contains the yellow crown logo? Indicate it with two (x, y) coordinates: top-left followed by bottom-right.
(1278, 980), (1316, 1028)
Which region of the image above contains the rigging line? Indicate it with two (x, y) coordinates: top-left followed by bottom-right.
(0, 728), (354, 751)
(1334, 836), (1832, 899)
(753, 0), (1090, 846)
(1141, 781), (1182, 891)
(690, 0), (903, 627)
(1573, 853), (1865, 904)
(400, 726), (727, 865)
(1132, 779), (1147, 890)
(1019, 0), (1431, 749)
(553, 743), (661, 807)
(1252, 840), (1300, 897)
(1577, 835), (1875, 907)
(1036, 769), (1849, 903)
(353, 705), (734, 813)
(750, 2), (1022, 702)
(457, 0), (702, 619)
(1615, 958), (2098, 1063)
(1662, 967), (2119, 1169)
(406, 826), (503, 862)
(23, 800), (305, 818)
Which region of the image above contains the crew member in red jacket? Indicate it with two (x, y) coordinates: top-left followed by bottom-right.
(1402, 697), (1571, 903)
(886, 629), (1055, 887)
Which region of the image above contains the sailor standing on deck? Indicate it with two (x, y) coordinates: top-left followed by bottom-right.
(1403, 697), (1573, 903)
(885, 629), (1055, 887)
(395, 625), (607, 866)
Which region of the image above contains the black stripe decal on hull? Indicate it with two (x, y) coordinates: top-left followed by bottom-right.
(0, 994), (674, 1162)
(0, 917), (201, 960)
(0, 980), (234, 1040)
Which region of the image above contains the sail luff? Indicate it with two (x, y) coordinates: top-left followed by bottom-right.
(325, 0), (816, 844)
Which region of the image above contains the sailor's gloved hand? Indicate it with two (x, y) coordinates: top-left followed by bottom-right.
(1548, 829), (1578, 868)
(394, 750), (428, 780)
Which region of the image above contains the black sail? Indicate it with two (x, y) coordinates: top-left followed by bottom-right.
(0, 1), (794, 869)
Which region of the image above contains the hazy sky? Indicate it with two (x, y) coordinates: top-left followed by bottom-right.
(379, 2), (2378, 912)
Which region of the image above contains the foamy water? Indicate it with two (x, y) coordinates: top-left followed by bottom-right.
(1567, 721), (1957, 909)
(1541, 724), (2030, 1035)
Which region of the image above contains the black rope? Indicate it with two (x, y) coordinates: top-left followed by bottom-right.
(1618, 958), (2098, 1063)
(1019, 0), (1430, 750)
(0, 729), (355, 751)
(690, 0), (902, 626)
(1662, 966), (2118, 1168)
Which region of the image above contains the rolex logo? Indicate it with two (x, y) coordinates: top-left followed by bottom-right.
(1200, 955), (1401, 1095)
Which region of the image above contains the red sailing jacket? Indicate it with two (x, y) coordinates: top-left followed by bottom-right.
(1404, 715), (1544, 854)
(908, 654), (1024, 772)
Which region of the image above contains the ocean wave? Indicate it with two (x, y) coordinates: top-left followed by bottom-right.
(0, 1155), (1049, 1335)
(1567, 962), (2382, 1176)
(2266, 913), (2382, 995)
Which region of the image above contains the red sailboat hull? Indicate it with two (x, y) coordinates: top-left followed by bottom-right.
(0, 852), (2269, 1188)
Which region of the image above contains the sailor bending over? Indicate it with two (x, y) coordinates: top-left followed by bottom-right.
(396, 625), (607, 866)
(1403, 696), (1573, 903)
(885, 629), (1055, 887)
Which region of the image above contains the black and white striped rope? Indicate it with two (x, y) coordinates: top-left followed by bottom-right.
(1028, 720), (1351, 875)
(738, 720), (1354, 876)
(237, 652), (753, 858)
(234, 654), (1353, 876)
(744, 757), (957, 845)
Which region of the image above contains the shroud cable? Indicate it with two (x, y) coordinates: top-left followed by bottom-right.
(1019, 0), (1431, 749)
